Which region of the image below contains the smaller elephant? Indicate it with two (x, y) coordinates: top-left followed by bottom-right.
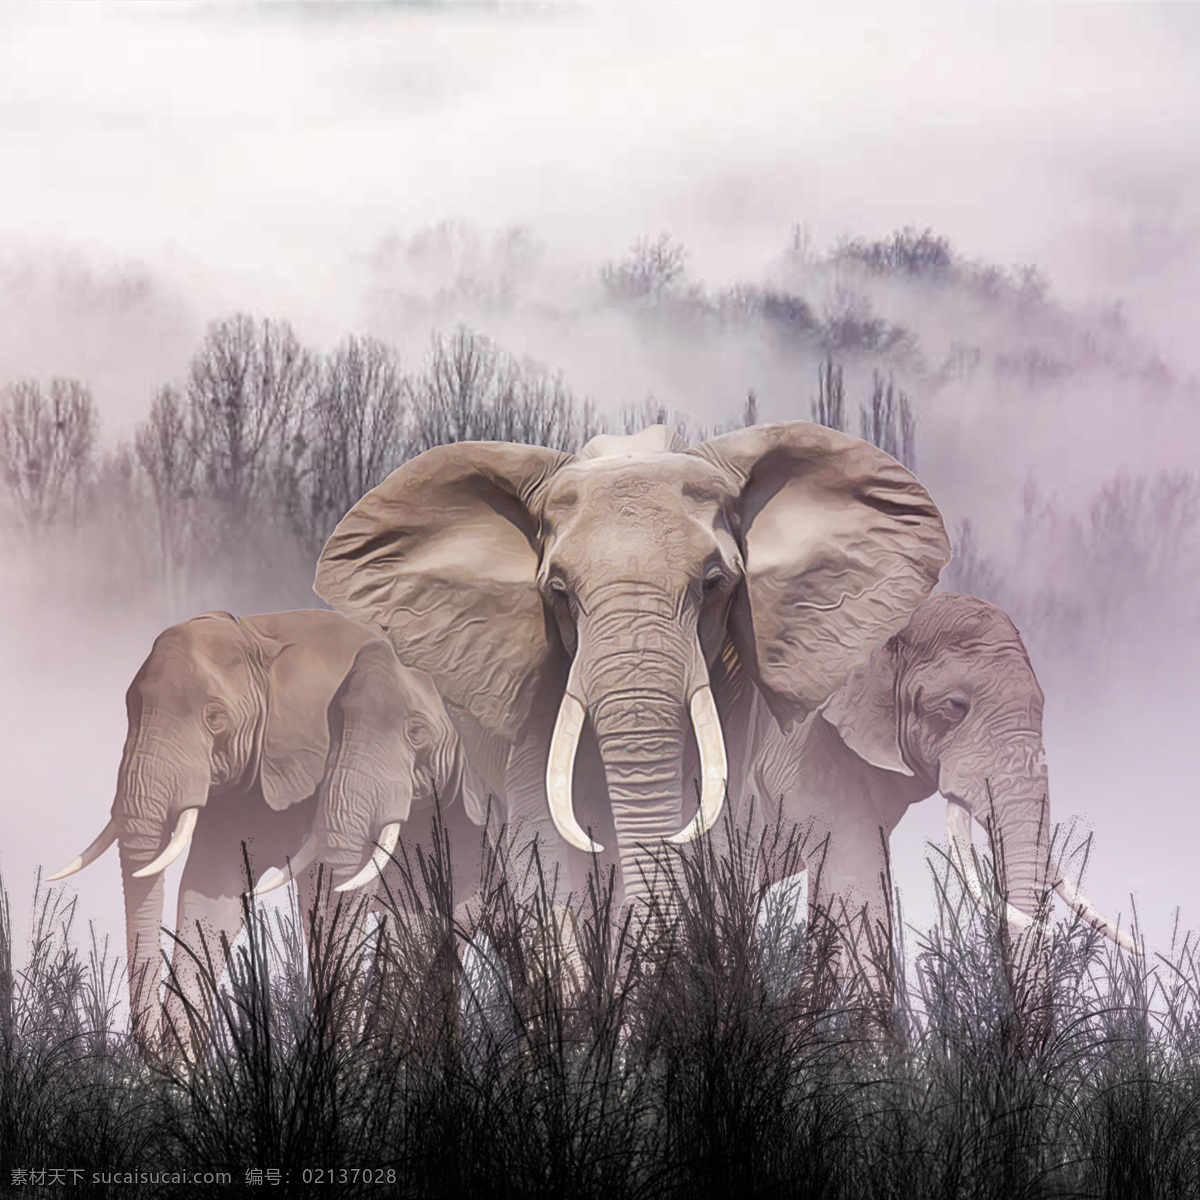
(49, 611), (477, 1062)
(254, 638), (491, 907)
(748, 592), (1139, 1047)
(253, 639), (512, 1055)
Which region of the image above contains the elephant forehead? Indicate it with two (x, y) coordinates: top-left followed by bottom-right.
(543, 455), (735, 516)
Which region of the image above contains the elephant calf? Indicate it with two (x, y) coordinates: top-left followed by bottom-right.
(749, 592), (1139, 1048)
(49, 611), (485, 1063)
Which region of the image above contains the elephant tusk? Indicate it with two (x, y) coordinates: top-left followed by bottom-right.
(334, 822), (401, 893)
(251, 835), (319, 898)
(132, 808), (199, 879)
(946, 802), (1051, 935)
(546, 689), (603, 854)
(1051, 857), (1144, 955)
(46, 818), (118, 881)
(668, 685), (728, 844)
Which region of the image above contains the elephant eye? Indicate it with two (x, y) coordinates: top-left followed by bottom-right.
(546, 573), (569, 596)
(943, 692), (971, 722)
(703, 565), (728, 592)
(406, 716), (432, 748)
(203, 704), (227, 732)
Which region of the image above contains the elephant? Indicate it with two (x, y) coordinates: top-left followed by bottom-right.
(254, 638), (490, 901)
(312, 421), (952, 918)
(747, 591), (1140, 1050)
(47, 610), (478, 1062)
(250, 637), (497, 1052)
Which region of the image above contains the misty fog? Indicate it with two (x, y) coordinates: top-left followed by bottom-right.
(2, 3), (1198, 1021)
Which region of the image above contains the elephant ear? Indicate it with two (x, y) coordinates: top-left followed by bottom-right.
(244, 614), (374, 811)
(818, 639), (913, 776)
(314, 441), (571, 742)
(694, 422), (950, 731)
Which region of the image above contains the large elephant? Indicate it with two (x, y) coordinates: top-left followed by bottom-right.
(48, 611), (473, 1061)
(748, 592), (1140, 1048)
(313, 422), (952, 912)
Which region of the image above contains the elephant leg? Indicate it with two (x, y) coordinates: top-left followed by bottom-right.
(166, 795), (316, 1063)
(786, 821), (897, 1046)
(167, 819), (252, 1063)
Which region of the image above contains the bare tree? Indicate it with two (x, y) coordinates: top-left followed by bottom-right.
(601, 234), (688, 302)
(619, 395), (694, 441)
(406, 326), (598, 456)
(186, 314), (317, 535)
(405, 326), (503, 454)
(293, 335), (407, 554)
(810, 357), (846, 432)
(490, 361), (600, 452)
(743, 389), (759, 428)
(0, 378), (97, 530)
(135, 384), (201, 602)
(858, 371), (917, 470)
(1069, 469), (1200, 644)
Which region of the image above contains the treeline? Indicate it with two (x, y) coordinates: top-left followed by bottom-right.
(0, 318), (606, 610)
(0, 307), (924, 617)
(3, 297), (1196, 693)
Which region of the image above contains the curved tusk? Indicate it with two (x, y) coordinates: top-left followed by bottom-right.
(334, 822), (401, 893)
(946, 802), (1050, 934)
(1051, 857), (1144, 955)
(545, 689), (603, 854)
(131, 808), (199, 879)
(668, 685), (728, 844)
(251, 834), (319, 898)
(46, 818), (118, 881)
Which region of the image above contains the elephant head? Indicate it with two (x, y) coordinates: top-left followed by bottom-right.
(313, 422), (951, 908)
(49, 609), (373, 1057)
(254, 639), (490, 899)
(819, 592), (1138, 1048)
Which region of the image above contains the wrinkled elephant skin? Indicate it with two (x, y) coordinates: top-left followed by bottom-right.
(751, 592), (1136, 1051)
(315, 423), (951, 913)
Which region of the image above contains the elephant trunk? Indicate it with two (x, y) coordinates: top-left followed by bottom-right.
(314, 710), (415, 892)
(989, 780), (1054, 1054)
(575, 606), (702, 905)
(113, 712), (209, 1057)
(119, 860), (167, 1055)
(945, 740), (1053, 1054)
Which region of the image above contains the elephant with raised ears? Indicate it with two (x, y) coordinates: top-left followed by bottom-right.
(313, 422), (951, 910)
(49, 609), (377, 1061)
(749, 592), (1140, 1049)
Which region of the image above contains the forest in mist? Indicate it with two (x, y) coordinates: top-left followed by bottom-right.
(3, 222), (1197, 695)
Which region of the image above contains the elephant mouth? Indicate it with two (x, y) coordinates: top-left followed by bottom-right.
(545, 646), (729, 853)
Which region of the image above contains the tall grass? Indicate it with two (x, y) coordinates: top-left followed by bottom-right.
(2, 814), (1198, 1199)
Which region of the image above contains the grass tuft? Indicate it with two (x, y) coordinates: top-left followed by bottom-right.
(2, 817), (1198, 1199)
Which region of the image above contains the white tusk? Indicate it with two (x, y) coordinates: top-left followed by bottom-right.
(545, 689), (603, 854)
(1051, 857), (1144, 955)
(668, 685), (728, 844)
(46, 818), (117, 881)
(251, 834), (319, 898)
(132, 808), (199, 879)
(946, 802), (1049, 934)
(334, 822), (401, 893)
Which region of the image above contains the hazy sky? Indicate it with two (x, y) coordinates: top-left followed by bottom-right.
(2, 2), (1198, 1016)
